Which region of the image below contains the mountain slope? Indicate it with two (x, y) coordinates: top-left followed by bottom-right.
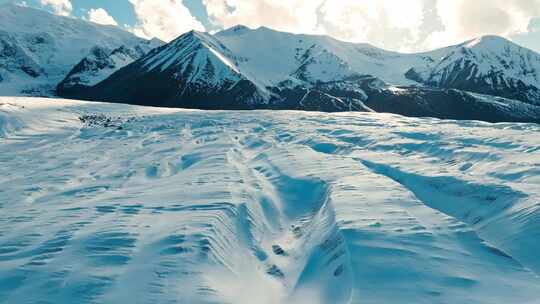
(61, 25), (540, 122)
(2, 97), (540, 303)
(214, 25), (423, 86)
(406, 36), (540, 105)
(56, 39), (163, 98)
(215, 28), (540, 107)
(0, 4), (153, 96)
(324, 75), (540, 123)
(2, 5), (539, 119)
(81, 31), (271, 109)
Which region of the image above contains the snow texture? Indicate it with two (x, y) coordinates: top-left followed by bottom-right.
(1, 97), (540, 303)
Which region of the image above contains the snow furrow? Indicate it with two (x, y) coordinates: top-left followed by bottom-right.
(1, 97), (540, 304)
(359, 159), (539, 274)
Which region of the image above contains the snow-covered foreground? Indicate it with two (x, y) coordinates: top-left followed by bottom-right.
(1, 97), (540, 304)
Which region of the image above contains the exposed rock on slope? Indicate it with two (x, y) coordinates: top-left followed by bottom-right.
(406, 36), (540, 105)
(0, 3), (158, 96)
(57, 39), (163, 98)
(79, 31), (269, 109)
(63, 26), (540, 122)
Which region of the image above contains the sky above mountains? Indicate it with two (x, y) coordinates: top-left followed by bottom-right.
(3, 0), (540, 53)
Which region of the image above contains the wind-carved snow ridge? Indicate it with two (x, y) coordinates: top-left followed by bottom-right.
(204, 133), (353, 303)
(2, 97), (540, 303)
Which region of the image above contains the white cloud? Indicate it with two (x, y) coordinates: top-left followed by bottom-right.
(201, 0), (540, 53)
(86, 8), (118, 26)
(202, 0), (426, 52)
(317, 0), (425, 52)
(30, 0), (540, 53)
(129, 0), (205, 42)
(425, 0), (540, 49)
(511, 18), (540, 53)
(40, 0), (72, 16)
(203, 0), (325, 34)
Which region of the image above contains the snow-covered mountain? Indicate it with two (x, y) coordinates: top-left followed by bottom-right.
(71, 26), (540, 122)
(2, 5), (540, 122)
(2, 96), (540, 303)
(0, 4), (158, 96)
(213, 25), (419, 86)
(74, 31), (270, 109)
(57, 39), (163, 98)
(406, 36), (540, 105)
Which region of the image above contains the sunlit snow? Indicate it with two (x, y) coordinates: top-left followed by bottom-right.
(1, 97), (540, 303)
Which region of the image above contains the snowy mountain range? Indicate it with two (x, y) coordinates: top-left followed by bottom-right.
(0, 4), (162, 96)
(2, 4), (540, 122)
(73, 26), (540, 122)
(57, 40), (163, 97)
(406, 36), (540, 106)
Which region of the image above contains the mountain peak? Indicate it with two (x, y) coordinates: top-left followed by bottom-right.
(168, 30), (210, 46)
(217, 25), (252, 36)
(462, 35), (515, 49)
(182, 29), (206, 38)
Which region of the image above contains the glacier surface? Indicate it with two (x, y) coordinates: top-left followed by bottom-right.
(1, 97), (540, 303)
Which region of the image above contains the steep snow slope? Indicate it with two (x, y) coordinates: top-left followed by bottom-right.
(0, 4), (152, 96)
(215, 26), (424, 86)
(57, 39), (164, 97)
(215, 26), (540, 102)
(407, 36), (540, 105)
(84, 31), (270, 108)
(2, 97), (540, 303)
(140, 31), (245, 88)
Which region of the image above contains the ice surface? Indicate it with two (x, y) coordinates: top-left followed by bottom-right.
(1, 97), (540, 303)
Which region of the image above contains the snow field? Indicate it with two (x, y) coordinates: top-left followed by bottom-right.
(1, 97), (540, 303)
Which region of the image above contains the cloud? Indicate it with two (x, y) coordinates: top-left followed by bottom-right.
(129, 0), (205, 42)
(201, 0), (540, 53)
(30, 0), (540, 53)
(203, 0), (325, 34)
(317, 0), (426, 52)
(86, 8), (118, 26)
(202, 0), (427, 52)
(510, 17), (540, 53)
(40, 0), (72, 16)
(425, 0), (540, 49)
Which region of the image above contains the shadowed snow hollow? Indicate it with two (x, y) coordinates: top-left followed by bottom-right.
(1, 97), (540, 303)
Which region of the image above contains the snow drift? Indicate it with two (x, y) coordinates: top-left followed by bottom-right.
(1, 97), (540, 303)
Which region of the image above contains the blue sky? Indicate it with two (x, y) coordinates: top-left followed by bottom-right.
(2, 0), (540, 53)
(0, 0), (211, 29)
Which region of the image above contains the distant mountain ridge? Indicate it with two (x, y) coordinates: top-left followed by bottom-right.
(1, 4), (540, 123)
(57, 39), (163, 98)
(0, 4), (162, 96)
(406, 36), (540, 105)
(70, 27), (540, 122)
